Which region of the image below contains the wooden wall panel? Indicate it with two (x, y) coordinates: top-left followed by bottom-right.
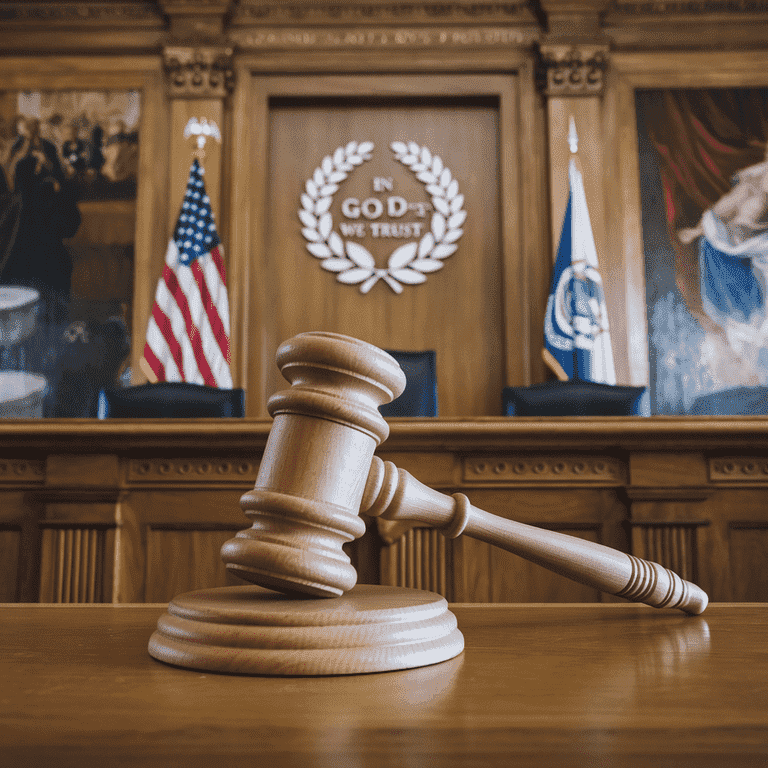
(0, 528), (21, 602)
(260, 95), (503, 417)
(145, 527), (243, 603)
(238, 74), (520, 417)
(728, 526), (768, 602)
(0, 488), (44, 603)
(117, 487), (251, 602)
(488, 527), (603, 603)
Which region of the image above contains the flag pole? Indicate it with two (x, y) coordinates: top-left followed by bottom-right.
(139, 356), (158, 384)
(567, 116), (580, 382)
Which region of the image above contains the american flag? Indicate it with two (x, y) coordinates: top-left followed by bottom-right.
(142, 159), (232, 387)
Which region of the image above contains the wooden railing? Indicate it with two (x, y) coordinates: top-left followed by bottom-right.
(1, 417), (767, 603)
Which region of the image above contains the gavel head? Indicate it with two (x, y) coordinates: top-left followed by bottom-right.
(220, 332), (406, 597)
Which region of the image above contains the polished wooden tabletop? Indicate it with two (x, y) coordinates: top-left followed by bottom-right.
(1, 601), (766, 767)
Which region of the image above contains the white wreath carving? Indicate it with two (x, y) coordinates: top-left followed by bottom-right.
(299, 140), (466, 294)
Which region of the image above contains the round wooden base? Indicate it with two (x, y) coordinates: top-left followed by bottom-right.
(148, 584), (464, 676)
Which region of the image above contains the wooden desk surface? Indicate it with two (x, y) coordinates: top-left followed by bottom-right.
(1, 602), (766, 767)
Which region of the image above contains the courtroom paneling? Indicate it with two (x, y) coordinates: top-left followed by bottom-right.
(0, 528), (21, 602)
(0, 489), (43, 603)
(38, 524), (115, 603)
(381, 527), (452, 598)
(238, 74), (522, 418)
(630, 522), (702, 584)
(728, 525), (768, 602)
(6, 418), (768, 605)
(453, 528), (603, 603)
(145, 526), (244, 603)
(452, 487), (629, 603)
(117, 487), (252, 602)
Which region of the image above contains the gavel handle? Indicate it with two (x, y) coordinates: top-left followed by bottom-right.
(362, 458), (708, 615)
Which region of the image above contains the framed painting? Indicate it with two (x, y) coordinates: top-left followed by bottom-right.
(0, 58), (166, 418)
(611, 52), (768, 415)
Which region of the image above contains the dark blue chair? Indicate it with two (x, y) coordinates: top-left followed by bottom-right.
(99, 382), (245, 418)
(379, 350), (438, 417)
(690, 386), (768, 415)
(502, 380), (647, 417)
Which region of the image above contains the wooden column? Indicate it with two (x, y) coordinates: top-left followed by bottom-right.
(156, 1), (235, 379)
(537, 1), (630, 383)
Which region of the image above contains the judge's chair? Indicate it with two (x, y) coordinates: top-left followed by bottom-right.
(378, 350), (438, 417)
(502, 380), (647, 416)
(98, 382), (245, 418)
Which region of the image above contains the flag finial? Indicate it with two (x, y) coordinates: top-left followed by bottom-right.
(567, 116), (578, 154)
(183, 117), (221, 160)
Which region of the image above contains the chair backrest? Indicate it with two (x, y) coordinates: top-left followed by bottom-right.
(99, 382), (245, 418)
(379, 350), (438, 417)
(502, 380), (646, 417)
(689, 386), (768, 415)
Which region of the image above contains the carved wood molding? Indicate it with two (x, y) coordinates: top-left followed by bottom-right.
(39, 524), (115, 603)
(163, 45), (235, 98)
(0, 2), (162, 24)
(629, 520), (706, 582)
(537, 42), (609, 97)
(0, 460), (45, 484)
(710, 456), (768, 482)
(128, 457), (258, 483)
(462, 454), (626, 484)
(159, 0), (231, 15)
(612, 0), (768, 14)
(232, 1), (535, 25)
(231, 25), (533, 49)
(623, 486), (714, 503)
(379, 526), (452, 599)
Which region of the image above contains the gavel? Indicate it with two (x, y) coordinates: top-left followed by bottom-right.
(221, 331), (708, 615)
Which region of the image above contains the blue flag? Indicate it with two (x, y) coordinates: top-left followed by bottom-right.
(543, 158), (616, 384)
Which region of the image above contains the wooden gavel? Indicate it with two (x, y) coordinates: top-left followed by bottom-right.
(221, 331), (708, 615)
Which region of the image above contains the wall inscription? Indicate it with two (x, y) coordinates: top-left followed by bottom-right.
(299, 141), (466, 294)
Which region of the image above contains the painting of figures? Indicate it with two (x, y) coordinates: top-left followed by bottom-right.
(636, 88), (768, 414)
(0, 90), (137, 417)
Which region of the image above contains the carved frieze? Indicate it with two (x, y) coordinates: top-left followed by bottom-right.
(710, 457), (768, 482)
(463, 454), (626, 484)
(0, 2), (161, 23)
(231, 25), (530, 49)
(229, 0), (538, 49)
(129, 457), (258, 483)
(0, 460), (45, 483)
(537, 43), (609, 97)
(232, 2), (534, 25)
(163, 45), (235, 98)
(613, 0), (768, 13)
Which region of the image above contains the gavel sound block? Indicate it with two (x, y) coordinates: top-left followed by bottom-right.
(148, 332), (708, 676)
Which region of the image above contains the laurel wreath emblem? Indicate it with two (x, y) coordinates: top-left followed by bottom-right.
(298, 141), (466, 294)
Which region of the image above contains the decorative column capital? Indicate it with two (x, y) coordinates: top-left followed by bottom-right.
(162, 45), (235, 99)
(537, 42), (610, 97)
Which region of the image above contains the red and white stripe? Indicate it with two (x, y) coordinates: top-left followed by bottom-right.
(142, 239), (232, 388)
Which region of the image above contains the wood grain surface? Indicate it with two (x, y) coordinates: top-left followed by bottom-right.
(1, 602), (766, 767)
